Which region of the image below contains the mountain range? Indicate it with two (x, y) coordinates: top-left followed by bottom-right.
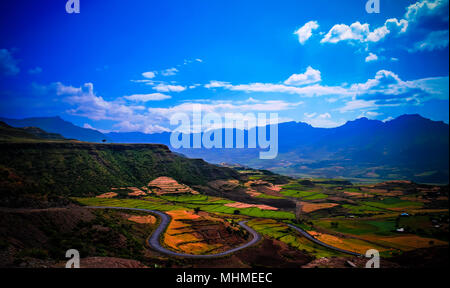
(1, 114), (448, 184)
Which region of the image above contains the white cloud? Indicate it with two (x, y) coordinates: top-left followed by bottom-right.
(304, 112), (317, 118)
(321, 19), (408, 44)
(284, 66), (322, 86)
(142, 71), (157, 79)
(147, 100), (302, 118)
(0, 49), (20, 76)
(124, 93), (171, 102)
(316, 0), (447, 53)
(56, 82), (82, 95)
(204, 81), (232, 89)
(189, 84), (201, 89)
(153, 83), (186, 92)
(161, 67), (178, 76)
(405, 0), (449, 23)
(326, 97), (339, 103)
(321, 22), (370, 44)
(412, 30), (449, 51)
(294, 21), (319, 44)
(303, 112), (344, 128)
(112, 121), (170, 134)
(83, 123), (111, 134)
(365, 53), (378, 62)
(205, 80), (352, 97)
(338, 99), (379, 113)
(358, 111), (382, 118)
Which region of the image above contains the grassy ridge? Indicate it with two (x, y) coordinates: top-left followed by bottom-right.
(0, 142), (240, 198)
(75, 197), (296, 220)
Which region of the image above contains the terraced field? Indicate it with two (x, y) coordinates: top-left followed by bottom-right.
(45, 170), (448, 267)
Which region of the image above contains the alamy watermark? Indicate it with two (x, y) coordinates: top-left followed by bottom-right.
(66, 0), (80, 14)
(65, 249), (80, 268)
(366, 0), (380, 14)
(169, 104), (279, 160)
(365, 249), (380, 268)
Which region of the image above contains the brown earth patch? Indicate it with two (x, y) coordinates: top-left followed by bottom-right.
(96, 192), (118, 199)
(163, 210), (247, 255)
(300, 202), (339, 213)
(127, 187), (147, 197)
(127, 215), (157, 225)
(148, 177), (199, 195)
(225, 202), (278, 211)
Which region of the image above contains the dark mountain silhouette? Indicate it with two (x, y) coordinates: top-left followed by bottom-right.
(2, 114), (448, 183)
(0, 116), (108, 143)
(0, 121), (65, 142)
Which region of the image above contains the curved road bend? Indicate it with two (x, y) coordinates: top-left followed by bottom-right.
(86, 206), (363, 258)
(87, 206), (261, 258)
(287, 224), (365, 257)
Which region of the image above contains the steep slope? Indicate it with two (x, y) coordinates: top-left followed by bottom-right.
(0, 142), (241, 206)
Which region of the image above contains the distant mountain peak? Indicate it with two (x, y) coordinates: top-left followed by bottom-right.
(0, 116), (108, 143)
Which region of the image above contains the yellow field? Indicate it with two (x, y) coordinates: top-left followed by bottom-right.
(301, 202), (339, 213)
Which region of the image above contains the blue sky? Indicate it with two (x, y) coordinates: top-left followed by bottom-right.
(0, 0), (448, 133)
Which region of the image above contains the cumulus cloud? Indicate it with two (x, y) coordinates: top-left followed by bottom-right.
(294, 21), (319, 44)
(365, 53), (378, 62)
(412, 30), (449, 51)
(161, 67), (178, 76)
(147, 100), (301, 118)
(205, 68), (447, 110)
(349, 70), (448, 103)
(153, 83), (186, 92)
(284, 66), (321, 86)
(142, 71), (157, 79)
(337, 70), (449, 113)
(55, 81), (303, 133)
(112, 121), (170, 134)
(0, 49), (20, 76)
(319, 0), (447, 52)
(405, 0), (449, 51)
(205, 80), (352, 97)
(405, 0), (449, 25)
(124, 93), (171, 102)
(321, 19), (407, 44)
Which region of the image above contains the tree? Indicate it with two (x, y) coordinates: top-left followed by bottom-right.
(194, 207), (201, 214)
(102, 139), (107, 143)
(233, 210), (241, 215)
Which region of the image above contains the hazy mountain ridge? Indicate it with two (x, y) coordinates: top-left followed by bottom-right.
(1, 114), (448, 183)
(0, 116), (107, 143)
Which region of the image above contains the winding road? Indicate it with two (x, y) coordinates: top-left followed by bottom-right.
(87, 206), (364, 258)
(87, 206), (261, 258)
(287, 224), (364, 257)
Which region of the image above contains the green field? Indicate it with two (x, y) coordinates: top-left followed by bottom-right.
(256, 194), (286, 200)
(302, 193), (329, 200)
(363, 198), (423, 209)
(342, 204), (385, 214)
(74, 197), (296, 220)
(248, 219), (344, 258)
(313, 219), (397, 236)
